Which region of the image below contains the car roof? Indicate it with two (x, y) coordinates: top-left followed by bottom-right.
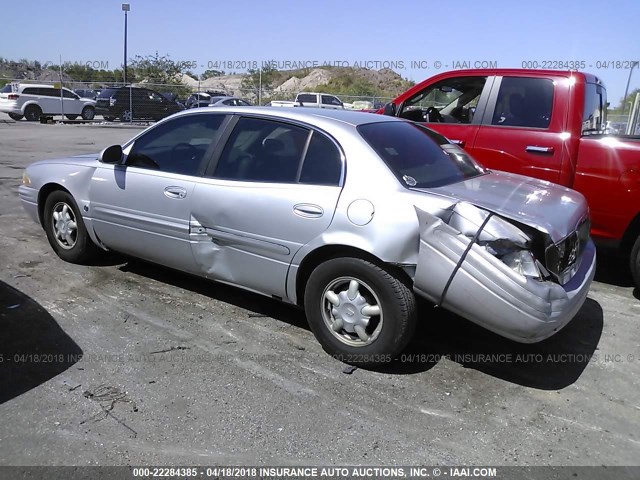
(171, 106), (399, 127)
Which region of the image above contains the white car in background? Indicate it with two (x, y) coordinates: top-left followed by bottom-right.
(0, 83), (96, 121)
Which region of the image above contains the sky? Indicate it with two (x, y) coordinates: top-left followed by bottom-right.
(1, 0), (639, 105)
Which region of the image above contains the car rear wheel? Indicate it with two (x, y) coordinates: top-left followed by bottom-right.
(43, 190), (99, 264)
(81, 106), (95, 120)
(66, 115), (78, 120)
(24, 105), (42, 121)
(630, 236), (640, 290)
(304, 257), (417, 365)
(8, 113), (23, 121)
(103, 115), (116, 121)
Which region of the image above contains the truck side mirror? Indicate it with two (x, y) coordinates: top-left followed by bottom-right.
(383, 102), (397, 116)
(98, 144), (123, 164)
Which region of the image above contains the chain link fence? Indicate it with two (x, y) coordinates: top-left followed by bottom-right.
(1, 77), (395, 122)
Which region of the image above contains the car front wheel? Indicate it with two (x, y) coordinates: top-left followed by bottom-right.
(43, 191), (99, 263)
(81, 106), (95, 120)
(304, 257), (417, 365)
(631, 236), (640, 290)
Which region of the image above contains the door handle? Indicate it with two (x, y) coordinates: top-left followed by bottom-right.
(450, 139), (466, 147)
(526, 145), (555, 154)
(163, 186), (187, 199)
(293, 203), (324, 218)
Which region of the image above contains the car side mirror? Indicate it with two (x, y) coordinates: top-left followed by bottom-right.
(383, 102), (397, 116)
(98, 144), (123, 164)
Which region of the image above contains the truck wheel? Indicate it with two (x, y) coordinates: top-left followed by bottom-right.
(43, 190), (99, 264)
(631, 236), (640, 290)
(24, 105), (42, 121)
(304, 257), (417, 365)
(8, 113), (23, 121)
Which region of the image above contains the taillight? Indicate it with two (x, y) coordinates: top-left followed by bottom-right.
(8, 94), (19, 100)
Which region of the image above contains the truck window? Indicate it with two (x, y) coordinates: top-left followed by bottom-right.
(297, 94), (316, 103)
(582, 82), (607, 135)
(321, 95), (342, 106)
(491, 77), (553, 128)
(399, 76), (487, 124)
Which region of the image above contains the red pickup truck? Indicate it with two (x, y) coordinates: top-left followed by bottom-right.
(381, 68), (640, 289)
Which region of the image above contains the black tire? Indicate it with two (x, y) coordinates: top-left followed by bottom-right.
(24, 105), (42, 121)
(103, 115), (116, 122)
(43, 190), (99, 264)
(119, 109), (132, 122)
(81, 106), (95, 120)
(66, 115), (78, 120)
(630, 236), (640, 290)
(8, 113), (23, 121)
(304, 257), (417, 365)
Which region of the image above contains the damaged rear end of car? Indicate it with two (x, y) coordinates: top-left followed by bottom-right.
(413, 201), (595, 343)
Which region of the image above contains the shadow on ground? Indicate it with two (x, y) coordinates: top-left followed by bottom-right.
(0, 280), (83, 404)
(118, 259), (603, 390)
(594, 248), (635, 288)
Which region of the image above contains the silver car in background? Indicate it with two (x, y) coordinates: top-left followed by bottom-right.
(18, 107), (596, 364)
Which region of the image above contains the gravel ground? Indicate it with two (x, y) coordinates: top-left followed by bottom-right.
(0, 117), (639, 468)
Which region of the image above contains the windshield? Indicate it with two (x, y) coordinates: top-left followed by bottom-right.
(358, 121), (486, 188)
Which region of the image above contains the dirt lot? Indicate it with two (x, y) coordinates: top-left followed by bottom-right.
(0, 117), (639, 467)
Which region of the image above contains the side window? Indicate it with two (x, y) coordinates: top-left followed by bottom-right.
(321, 95), (342, 106)
(127, 114), (225, 175)
(582, 82), (607, 135)
(22, 88), (39, 95)
(491, 77), (554, 128)
(300, 132), (342, 185)
(62, 89), (78, 99)
(400, 76), (487, 124)
(297, 94), (316, 103)
(213, 117), (309, 183)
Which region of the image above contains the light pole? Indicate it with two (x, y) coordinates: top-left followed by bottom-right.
(122, 3), (130, 84)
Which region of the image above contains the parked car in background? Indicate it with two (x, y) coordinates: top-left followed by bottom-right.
(381, 68), (640, 289)
(95, 86), (184, 121)
(347, 100), (374, 110)
(73, 89), (98, 100)
(184, 91), (229, 109)
(18, 107), (595, 364)
(208, 96), (251, 107)
(270, 92), (344, 109)
(0, 83), (96, 121)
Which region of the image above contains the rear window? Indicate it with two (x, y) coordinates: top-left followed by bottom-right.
(98, 89), (118, 98)
(1, 84), (14, 93)
(358, 121), (486, 188)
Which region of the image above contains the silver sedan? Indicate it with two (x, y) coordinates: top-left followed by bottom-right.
(18, 107), (596, 364)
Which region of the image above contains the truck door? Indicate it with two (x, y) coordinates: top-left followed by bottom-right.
(472, 75), (570, 185)
(396, 75), (494, 156)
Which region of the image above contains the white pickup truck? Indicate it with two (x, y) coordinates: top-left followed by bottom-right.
(270, 92), (344, 109)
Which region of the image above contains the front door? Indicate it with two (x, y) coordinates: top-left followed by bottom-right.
(89, 113), (228, 272)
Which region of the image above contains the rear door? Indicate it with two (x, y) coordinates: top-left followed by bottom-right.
(90, 113), (228, 272)
(190, 115), (344, 298)
(471, 75), (569, 184)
